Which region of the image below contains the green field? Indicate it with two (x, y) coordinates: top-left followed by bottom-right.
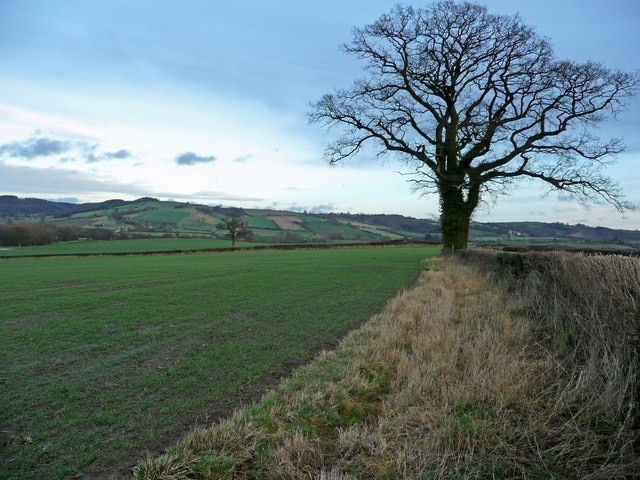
(0, 245), (438, 479)
(244, 215), (278, 230)
(302, 219), (378, 240)
(0, 237), (260, 257)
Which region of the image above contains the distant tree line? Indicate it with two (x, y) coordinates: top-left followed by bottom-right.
(0, 223), (114, 247)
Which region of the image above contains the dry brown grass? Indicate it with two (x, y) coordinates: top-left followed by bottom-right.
(132, 252), (639, 479)
(458, 248), (639, 477)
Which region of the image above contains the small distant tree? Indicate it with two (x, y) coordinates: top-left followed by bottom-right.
(219, 217), (250, 246)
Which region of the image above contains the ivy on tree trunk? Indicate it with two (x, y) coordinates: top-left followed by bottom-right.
(439, 179), (479, 252)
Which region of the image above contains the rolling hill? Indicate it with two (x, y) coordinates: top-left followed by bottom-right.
(1, 195), (640, 248)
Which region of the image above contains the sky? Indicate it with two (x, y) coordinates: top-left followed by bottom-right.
(0, 0), (639, 229)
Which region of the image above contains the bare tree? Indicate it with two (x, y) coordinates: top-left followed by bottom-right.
(309, 1), (639, 251)
(219, 216), (250, 246)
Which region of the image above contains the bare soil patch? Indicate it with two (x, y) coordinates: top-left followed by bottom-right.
(267, 216), (307, 231)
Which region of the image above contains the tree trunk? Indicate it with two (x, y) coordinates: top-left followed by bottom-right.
(439, 182), (476, 253)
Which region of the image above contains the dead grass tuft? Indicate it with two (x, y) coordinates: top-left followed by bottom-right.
(131, 452), (193, 479)
(132, 252), (639, 479)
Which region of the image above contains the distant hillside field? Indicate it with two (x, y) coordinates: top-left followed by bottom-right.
(1, 195), (640, 250)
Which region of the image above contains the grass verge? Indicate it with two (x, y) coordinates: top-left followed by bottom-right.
(132, 252), (639, 479)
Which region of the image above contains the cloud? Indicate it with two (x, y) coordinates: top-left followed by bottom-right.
(0, 163), (264, 205)
(287, 203), (337, 213)
(85, 148), (133, 163)
(104, 149), (132, 160)
(0, 105), (103, 140)
(189, 190), (263, 202)
(0, 163), (151, 197)
(0, 137), (72, 159)
(234, 154), (253, 163)
(555, 192), (595, 211)
(175, 152), (217, 166)
(0, 135), (134, 164)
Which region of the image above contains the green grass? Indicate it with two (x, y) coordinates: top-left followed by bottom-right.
(244, 216), (278, 230)
(0, 237), (260, 257)
(131, 207), (192, 224)
(0, 245), (438, 479)
(470, 235), (636, 250)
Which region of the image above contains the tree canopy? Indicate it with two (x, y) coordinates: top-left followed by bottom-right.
(310, 1), (639, 251)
